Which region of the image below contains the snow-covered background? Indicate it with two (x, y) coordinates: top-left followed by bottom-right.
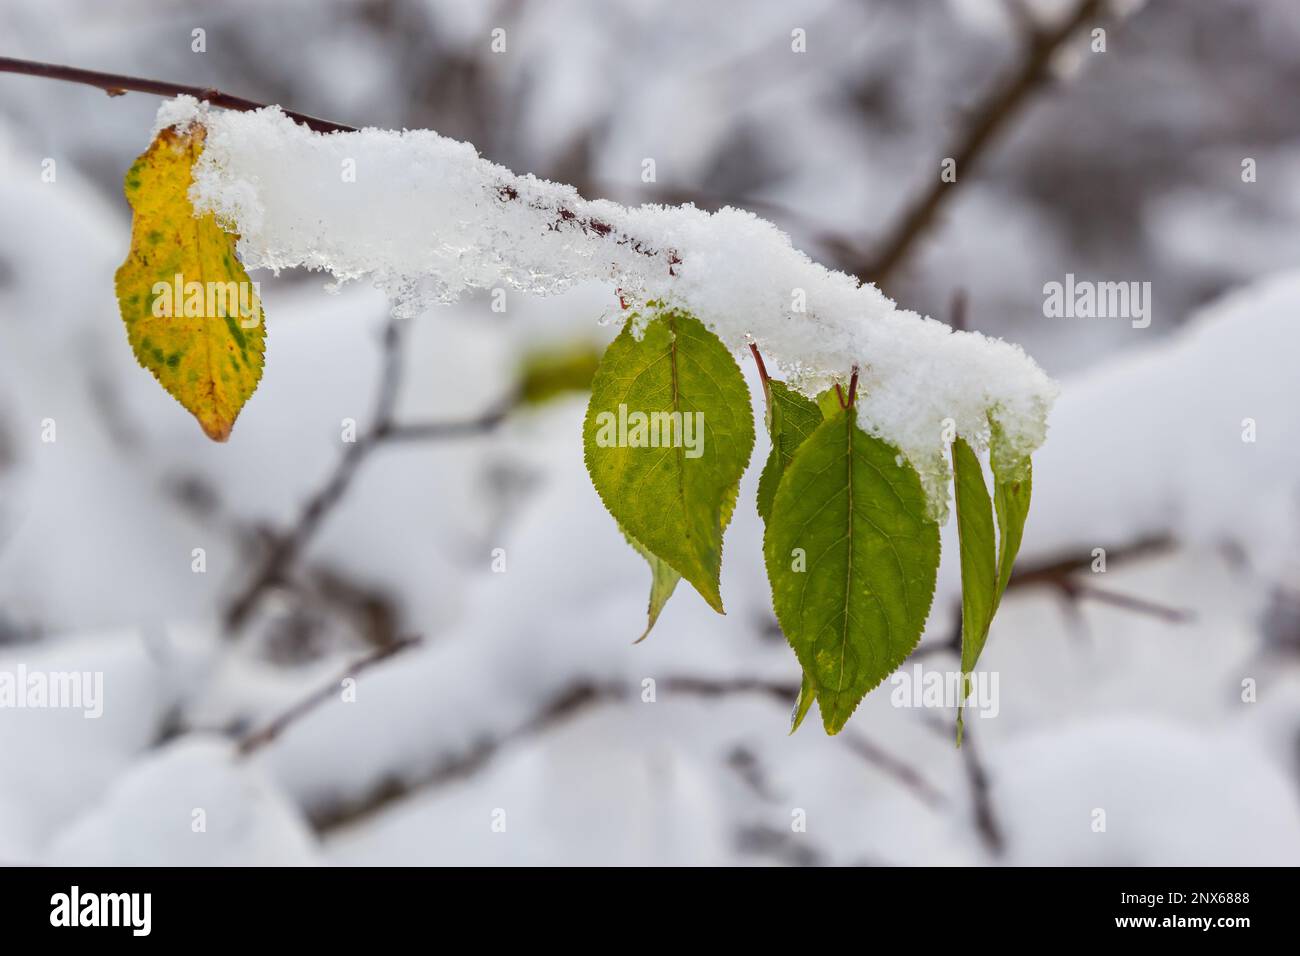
(2, 0), (1298, 865)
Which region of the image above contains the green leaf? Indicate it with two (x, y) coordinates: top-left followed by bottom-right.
(623, 528), (682, 644)
(952, 437), (997, 745)
(815, 385), (845, 420)
(584, 308), (754, 613)
(790, 673), (817, 734)
(764, 408), (940, 734)
(115, 124), (266, 441)
(516, 340), (601, 406)
(755, 377), (824, 729)
(992, 458), (1032, 611)
(756, 380), (823, 522)
(624, 480), (739, 643)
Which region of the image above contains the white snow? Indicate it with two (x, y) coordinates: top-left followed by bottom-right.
(1022, 269), (1300, 571)
(44, 737), (321, 866)
(157, 98), (1056, 512)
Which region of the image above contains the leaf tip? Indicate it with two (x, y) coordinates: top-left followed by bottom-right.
(821, 711), (847, 736)
(199, 415), (235, 442)
(695, 576), (726, 615)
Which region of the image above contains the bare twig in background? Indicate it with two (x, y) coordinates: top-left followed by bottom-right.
(948, 288), (969, 332)
(842, 734), (947, 809)
(238, 634), (423, 755)
(223, 318), (516, 632)
(166, 470), (405, 652)
(958, 724), (1006, 856)
(222, 317), (404, 632)
(1006, 534), (1194, 625)
(1057, 582), (1194, 623)
(1000, 0), (1041, 40)
(307, 675), (943, 833)
(380, 412), (512, 443)
(1008, 534), (1175, 587)
(861, 0), (1106, 287)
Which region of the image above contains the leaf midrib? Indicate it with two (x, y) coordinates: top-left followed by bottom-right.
(667, 312), (687, 542)
(836, 410), (854, 706)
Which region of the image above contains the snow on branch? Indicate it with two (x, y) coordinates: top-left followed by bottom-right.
(161, 97), (1057, 509)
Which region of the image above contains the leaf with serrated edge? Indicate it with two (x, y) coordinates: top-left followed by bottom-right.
(623, 528), (682, 643)
(624, 480), (738, 642)
(757, 381), (823, 522)
(952, 436), (997, 745)
(764, 408), (940, 734)
(584, 308), (754, 613)
(114, 124), (265, 441)
(755, 377), (824, 731)
(815, 386), (845, 421)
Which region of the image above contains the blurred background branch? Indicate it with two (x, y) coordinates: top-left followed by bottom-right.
(861, 0), (1106, 289)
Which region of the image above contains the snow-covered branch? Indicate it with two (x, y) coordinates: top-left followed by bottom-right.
(166, 97), (1056, 510)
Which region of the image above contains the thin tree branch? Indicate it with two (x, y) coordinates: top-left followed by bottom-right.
(949, 288), (969, 332)
(0, 56), (682, 278)
(237, 635), (423, 755)
(223, 319), (515, 632)
(377, 407), (512, 443)
(1007, 534), (1174, 589)
(957, 724), (1005, 856)
(977, 534), (1193, 636)
(0, 56), (356, 133)
(861, 0), (1105, 286)
(842, 734), (947, 809)
(307, 676), (943, 833)
(1000, 534), (1194, 637)
(224, 317), (404, 631)
(1059, 582), (1195, 624)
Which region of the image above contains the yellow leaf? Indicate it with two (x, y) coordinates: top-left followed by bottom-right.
(114, 124), (266, 441)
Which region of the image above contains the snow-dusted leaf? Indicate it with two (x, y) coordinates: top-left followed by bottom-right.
(756, 380), (823, 522)
(114, 123), (265, 441)
(622, 528), (682, 644)
(584, 308), (754, 613)
(991, 443), (1033, 609)
(952, 436), (997, 745)
(764, 408), (940, 734)
(622, 480), (738, 643)
(755, 376), (824, 730)
(815, 385), (846, 421)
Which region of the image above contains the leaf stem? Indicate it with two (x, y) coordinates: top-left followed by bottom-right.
(747, 342), (770, 387)
(834, 367), (860, 410)
(748, 341), (773, 409)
